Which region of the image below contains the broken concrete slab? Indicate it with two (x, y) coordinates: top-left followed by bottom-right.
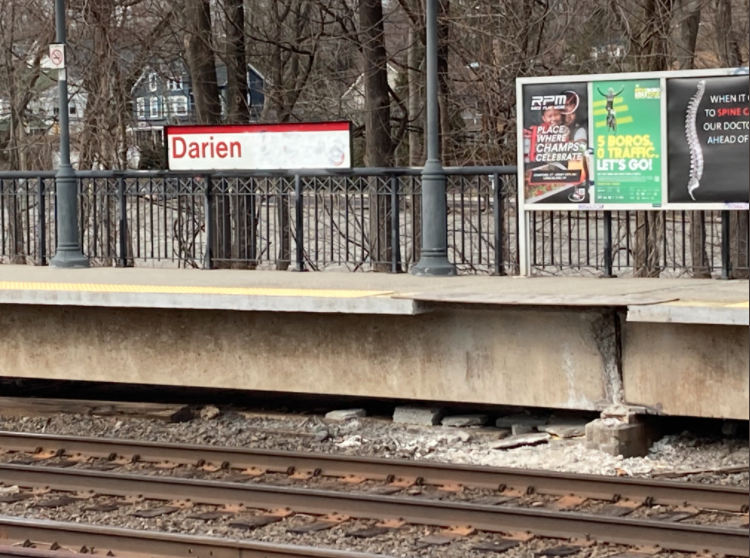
(325, 409), (367, 421)
(393, 406), (444, 426)
(512, 424), (535, 436)
(496, 428), (513, 440)
(542, 420), (588, 439)
(495, 414), (548, 429)
(491, 432), (551, 450)
(586, 419), (649, 458)
(441, 414), (488, 428)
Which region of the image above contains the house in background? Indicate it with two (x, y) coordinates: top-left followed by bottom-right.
(130, 59), (265, 149)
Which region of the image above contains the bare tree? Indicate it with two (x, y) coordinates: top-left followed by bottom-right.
(360, 0), (394, 270)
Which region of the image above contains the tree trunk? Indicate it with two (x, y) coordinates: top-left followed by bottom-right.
(407, 21), (423, 265)
(225, 0), (250, 124)
(634, 0), (670, 277)
(671, 0), (710, 277)
(224, 0), (256, 269)
(184, 0), (230, 267)
(716, 0), (742, 68)
(407, 25), (423, 167)
(437, 0), (450, 164)
(184, 0), (222, 124)
(672, 0), (701, 70)
(360, 0), (393, 271)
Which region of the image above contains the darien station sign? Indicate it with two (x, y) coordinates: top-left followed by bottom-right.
(165, 121), (352, 171)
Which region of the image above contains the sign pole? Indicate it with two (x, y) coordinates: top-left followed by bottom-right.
(411, 0), (456, 276)
(50, 0), (88, 268)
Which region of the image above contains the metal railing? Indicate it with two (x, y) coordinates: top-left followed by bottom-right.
(1, 168), (518, 275)
(1, 169), (747, 278)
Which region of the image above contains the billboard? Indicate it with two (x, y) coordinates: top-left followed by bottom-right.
(667, 76), (749, 204)
(165, 121), (352, 171)
(592, 79), (663, 205)
(522, 83), (590, 204)
(517, 68), (749, 211)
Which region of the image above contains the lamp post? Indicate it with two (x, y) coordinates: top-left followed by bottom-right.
(50, 0), (88, 268)
(411, 0), (455, 276)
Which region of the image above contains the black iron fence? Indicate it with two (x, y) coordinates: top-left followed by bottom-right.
(1, 168), (518, 275)
(1, 169), (747, 278)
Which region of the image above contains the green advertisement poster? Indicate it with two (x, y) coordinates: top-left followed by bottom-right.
(592, 79), (663, 204)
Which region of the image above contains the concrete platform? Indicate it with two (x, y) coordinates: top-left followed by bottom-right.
(0, 266), (747, 420)
(0, 266), (746, 324)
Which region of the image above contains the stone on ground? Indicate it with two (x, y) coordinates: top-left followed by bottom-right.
(441, 414), (488, 428)
(542, 419), (588, 439)
(586, 418), (649, 458)
(393, 406), (444, 426)
(511, 424), (535, 436)
(325, 409), (367, 421)
(491, 432), (551, 450)
(495, 414), (547, 429)
(199, 405), (221, 420)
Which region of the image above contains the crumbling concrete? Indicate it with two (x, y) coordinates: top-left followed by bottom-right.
(586, 417), (649, 458)
(325, 409), (367, 421)
(441, 415), (488, 427)
(393, 406), (444, 426)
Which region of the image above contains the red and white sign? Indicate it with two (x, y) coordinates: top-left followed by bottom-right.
(165, 122), (352, 171)
(49, 44), (66, 69)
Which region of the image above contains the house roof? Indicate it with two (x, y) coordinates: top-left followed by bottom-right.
(131, 59), (265, 93)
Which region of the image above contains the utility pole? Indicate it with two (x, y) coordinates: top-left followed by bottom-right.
(411, 0), (455, 276)
(50, 0), (88, 268)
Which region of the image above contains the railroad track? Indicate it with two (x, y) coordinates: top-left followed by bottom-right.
(0, 431), (747, 556)
(0, 431), (745, 512)
(0, 516), (384, 558)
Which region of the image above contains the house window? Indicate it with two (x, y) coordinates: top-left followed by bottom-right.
(168, 77), (183, 91)
(137, 98), (146, 119)
(69, 106), (77, 116)
(171, 96), (188, 117)
(149, 97), (160, 119)
(148, 72), (158, 92)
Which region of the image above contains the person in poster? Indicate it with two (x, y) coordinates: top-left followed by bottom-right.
(667, 75), (749, 204)
(522, 83), (590, 204)
(592, 79), (663, 205)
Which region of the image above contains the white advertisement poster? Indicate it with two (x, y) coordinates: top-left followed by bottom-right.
(165, 122), (352, 171)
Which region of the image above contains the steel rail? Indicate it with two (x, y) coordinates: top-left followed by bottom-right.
(0, 546), (89, 558)
(0, 431), (745, 513)
(0, 463), (746, 556)
(0, 517), (386, 558)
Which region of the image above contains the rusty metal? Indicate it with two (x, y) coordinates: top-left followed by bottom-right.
(0, 463), (746, 556)
(0, 517), (387, 558)
(0, 431), (745, 513)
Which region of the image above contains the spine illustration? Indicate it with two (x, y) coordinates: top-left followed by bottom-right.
(686, 80), (706, 201)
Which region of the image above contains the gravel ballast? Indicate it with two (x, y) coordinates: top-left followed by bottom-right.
(0, 410), (746, 485)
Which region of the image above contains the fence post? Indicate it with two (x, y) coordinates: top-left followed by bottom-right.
(38, 176), (47, 266)
(117, 174), (127, 267)
(720, 209), (731, 280)
(493, 173), (505, 276)
(294, 174), (305, 272)
(204, 175), (214, 270)
(603, 210), (615, 278)
(391, 174), (403, 273)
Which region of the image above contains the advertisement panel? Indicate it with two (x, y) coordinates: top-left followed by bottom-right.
(522, 83), (591, 204)
(517, 68), (749, 211)
(165, 122), (352, 171)
(592, 79), (663, 204)
(667, 76), (749, 204)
